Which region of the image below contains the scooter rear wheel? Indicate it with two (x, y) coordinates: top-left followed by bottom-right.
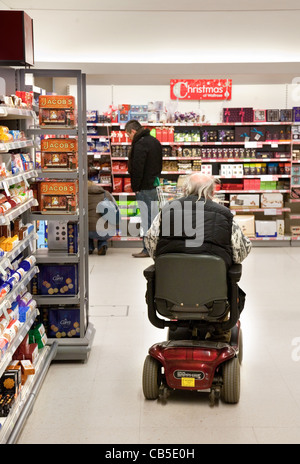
(142, 355), (161, 400)
(221, 356), (240, 404)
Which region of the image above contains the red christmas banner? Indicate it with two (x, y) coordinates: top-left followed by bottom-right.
(170, 79), (232, 101)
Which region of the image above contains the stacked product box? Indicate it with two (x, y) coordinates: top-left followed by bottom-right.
(38, 181), (78, 214)
(41, 306), (80, 339)
(233, 215), (255, 237)
(31, 264), (78, 296)
(39, 95), (76, 127)
(47, 221), (78, 254)
(41, 138), (78, 171)
(230, 194), (260, 209)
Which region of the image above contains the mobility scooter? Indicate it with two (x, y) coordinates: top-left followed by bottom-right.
(142, 253), (243, 405)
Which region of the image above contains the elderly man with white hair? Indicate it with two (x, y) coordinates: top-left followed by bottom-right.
(145, 172), (251, 265)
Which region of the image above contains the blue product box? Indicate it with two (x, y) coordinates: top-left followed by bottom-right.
(48, 307), (80, 338)
(293, 107), (300, 122)
(130, 112), (148, 122)
(130, 105), (148, 113)
(118, 111), (131, 123)
(280, 109), (293, 122)
(87, 110), (98, 122)
(33, 264), (78, 296)
(67, 222), (78, 254)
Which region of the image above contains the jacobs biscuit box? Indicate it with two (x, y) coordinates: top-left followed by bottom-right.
(39, 95), (76, 127)
(41, 138), (78, 171)
(39, 181), (78, 213)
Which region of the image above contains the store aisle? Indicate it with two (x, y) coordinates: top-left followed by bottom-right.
(18, 247), (300, 444)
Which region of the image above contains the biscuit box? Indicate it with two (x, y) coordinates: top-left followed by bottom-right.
(41, 138), (78, 171)
(39, 95), (76, 127)
(48, 307), (80, 338)
(230, 194), (260, 209)
(39, 181), (78, 213)
(233, 215), (255, 237)
(260, 193), (283, 208)
(31, 264), (78, 296)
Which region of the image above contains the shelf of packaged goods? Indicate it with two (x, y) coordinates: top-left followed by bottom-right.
(289, 214), (300, 219)
(163, 141), (291, 146)
(87, 135), (111, 139)
(30, 211), (79, 222)
(218, 175), (290, 179)
(0, 107), (36, 120)
(87, 122), (112, 126)
(34, 248), (79, 263)
(0, 266), (39, 319)
(0, 198), (38, 226)
(162, 157), (292, 163)
(292, 160), (300, 163)
(231, 208), (290, 214)
(87, 151), (111, 156)
(0, 231), (37, 272)
(218, 189), (290, 194)
(27, 128), (78, 136)
(0, 139), (34, 153)
(111, 142), (131, 146)
(0, 170), (38, 189)
(0, 307), (38, 378)
(91, 182), (112, 187)
(36, 170), (79, 180)
(1, 342), (58, 444)
(112, 140), (291, 147)
(33, 294), (80, 305)
(112, 121), (295, 127)
(250, 235), (291, 242)
(161, 172), (291, 178)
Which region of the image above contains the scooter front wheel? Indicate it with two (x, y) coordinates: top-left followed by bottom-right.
(142, 355), (161, 400)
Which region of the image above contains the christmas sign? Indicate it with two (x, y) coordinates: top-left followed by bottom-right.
(170, 79), (232, 101)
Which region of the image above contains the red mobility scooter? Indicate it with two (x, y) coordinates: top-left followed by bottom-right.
(142, 253), (243, 405)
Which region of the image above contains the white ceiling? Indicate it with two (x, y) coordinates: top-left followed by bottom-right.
(1, 0), (300, 83)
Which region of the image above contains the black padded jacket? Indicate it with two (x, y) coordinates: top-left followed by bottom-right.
(155, 195), (233, 268)
(128, 128), (162, 192)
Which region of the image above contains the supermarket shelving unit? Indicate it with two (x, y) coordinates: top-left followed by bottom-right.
(104, 119), (299, 247)
(18, 69), (95, 361)
(0, 93), (59, 443)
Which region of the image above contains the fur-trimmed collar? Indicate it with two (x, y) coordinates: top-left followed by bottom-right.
(132, 127), (150, 144)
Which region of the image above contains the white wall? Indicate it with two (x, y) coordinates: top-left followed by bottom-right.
(69, 83), (299, 123)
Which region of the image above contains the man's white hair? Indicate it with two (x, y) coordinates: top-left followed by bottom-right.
(183, 173), (217, 201)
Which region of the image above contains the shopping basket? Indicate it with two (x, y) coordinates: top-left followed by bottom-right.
(156, 185), (183, 209)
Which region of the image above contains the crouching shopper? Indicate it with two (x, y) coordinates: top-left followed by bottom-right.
(88, 181), (119, 255)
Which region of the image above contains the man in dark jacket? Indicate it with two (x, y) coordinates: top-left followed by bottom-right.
(125, 119), (162, 257)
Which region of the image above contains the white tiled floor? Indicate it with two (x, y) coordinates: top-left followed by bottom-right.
(18, 246), (300, 444)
